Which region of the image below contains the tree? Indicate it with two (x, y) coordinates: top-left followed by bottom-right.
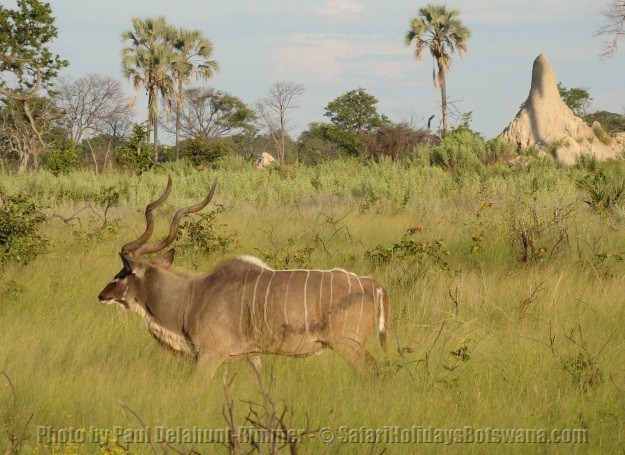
(255, 81), (304, 163)
(0, 0), (67, 171)
(179, 136), (231, 167)
(54, 74), (132, 172)
(595, 1), (625, 58)
(0, 0), (67, 91)
(405, 4), (470, 135)
(115, 123), (153, 173)
(121, 16), (179, 162)
(557, 83), (592, 116)
(299, 121), (364, 157)
(297, 123), (342, 164)
(302, 88), (389, 157)
(0, 96), (62, 172)
(324, 87), (389, 133)
(161, 87), (255, 140)
(584, 111), (625, 134)
(170, 28), (219, 159)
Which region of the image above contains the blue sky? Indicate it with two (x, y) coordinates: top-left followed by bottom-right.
(41, 0), (625, 139)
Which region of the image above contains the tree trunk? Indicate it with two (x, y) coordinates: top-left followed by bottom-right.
(279, 131), (285, 164)
(148, 87), (159, 162)
(103, 143), (113, 171)
(32, 141), (40, 171)
(153, 112), (159, 162)
(438, 59), (448, 135)
(176, 79), (182, 160)
(87, 138), (100, 174)
(18, 152), (29, 173)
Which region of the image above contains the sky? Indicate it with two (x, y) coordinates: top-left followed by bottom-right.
(33, 0), (625, 139)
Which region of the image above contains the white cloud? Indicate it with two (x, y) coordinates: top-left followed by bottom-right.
(312, 0), (363, 16)
(271, 34), (411, 86)
(453, 0), (598, 25)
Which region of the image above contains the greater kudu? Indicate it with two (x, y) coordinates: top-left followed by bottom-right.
(98, 177), (390, 378)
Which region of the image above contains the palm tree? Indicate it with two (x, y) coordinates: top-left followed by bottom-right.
(405, 4), (470, 135)
(121, 17), (179, 161)
(171, 28), (219, 159)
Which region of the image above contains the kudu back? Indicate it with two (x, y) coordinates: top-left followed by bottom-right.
(98, 177), (390, 378)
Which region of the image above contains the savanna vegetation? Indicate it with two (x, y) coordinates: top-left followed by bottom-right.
(2, 0), (625, 454)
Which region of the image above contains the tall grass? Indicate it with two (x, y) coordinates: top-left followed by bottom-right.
(1, 161), (624, 453)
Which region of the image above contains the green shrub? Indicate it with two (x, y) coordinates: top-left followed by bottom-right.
(177, 205), (238, 256)
(365, 228), (450, 270)
(563, 353), (604, 390)
(591, 122), (613, 145)
(115, 123), (154, 173)
(0, 193), (47, 266)
(43, 148), (81, 175)
(575, 153), (599, 172)
(545, 138), (570, 156)
(584, 110), (625, 135)
(484, 138), (517, 165)
(577, 171), (625, 211)
(430, 128), (485, 171)
(182, 137), (231, 167)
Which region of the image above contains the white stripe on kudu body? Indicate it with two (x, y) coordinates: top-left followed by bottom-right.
(251, 267), (264, 331)
(99, 177), (389, 380)
(303, 270), (310, 336)
(342, 269), (352, 337)
(264, 270), (276, 327)
(356, 275), (365, 333)
(239, 262), (252, 334)
(283, 271), (295, 325)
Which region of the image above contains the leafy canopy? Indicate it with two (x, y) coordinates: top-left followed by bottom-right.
(0, 0), (67, 90)
(171, 28), (219, 86)
(584, 111), (625, 135)
(558, 83), (592, 116)
(404, 3), (470, 86)
(121, 17), (180, 124)
(324, 87), (389, 132)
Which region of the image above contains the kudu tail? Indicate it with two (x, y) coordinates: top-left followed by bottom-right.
(375, 285), (389, 354)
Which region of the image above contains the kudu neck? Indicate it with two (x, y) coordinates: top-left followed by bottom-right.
(142, 268), (194, 332)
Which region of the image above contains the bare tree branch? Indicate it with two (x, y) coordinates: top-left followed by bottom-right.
(255, 82), (304, 163)
(595, 1), (625, 58)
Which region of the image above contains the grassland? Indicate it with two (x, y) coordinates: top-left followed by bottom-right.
(1, 158), (625, 454)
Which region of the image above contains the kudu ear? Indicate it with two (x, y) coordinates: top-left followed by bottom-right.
(119, 253), (143, 273)
(151, 249), (175, 267)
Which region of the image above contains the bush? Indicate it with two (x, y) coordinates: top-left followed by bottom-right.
(484, 139), (517, 165)
(430, 128), (485, 171)
(575, 153), (599, 172)
(115, 123), (154, 173)
(577, 171), (625, 212)
(43, 148), (81, 175)
(177, 205), (237, 255)
(364, 123), (436, 162)
(0, 193), (48, 266)
(591, 122), (613, 145)
(584, 111), (625, 135)
(182, 137), (231, 167)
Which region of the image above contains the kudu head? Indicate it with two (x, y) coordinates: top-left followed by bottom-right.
(98, 176), (217, 309)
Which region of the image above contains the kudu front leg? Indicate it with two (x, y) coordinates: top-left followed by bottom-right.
(247, 355), (262, 377)
(196, 351), (227, 380)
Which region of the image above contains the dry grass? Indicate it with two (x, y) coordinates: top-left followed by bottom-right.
(1, 163), (624, 454)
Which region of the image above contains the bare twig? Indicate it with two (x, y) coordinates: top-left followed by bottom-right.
(118, 400), (158, 455)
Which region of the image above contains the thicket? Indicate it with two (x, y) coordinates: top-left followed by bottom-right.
(0, 193), (47, 266)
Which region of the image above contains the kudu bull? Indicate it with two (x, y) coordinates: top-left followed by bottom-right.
(98, 177), (389, 378)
